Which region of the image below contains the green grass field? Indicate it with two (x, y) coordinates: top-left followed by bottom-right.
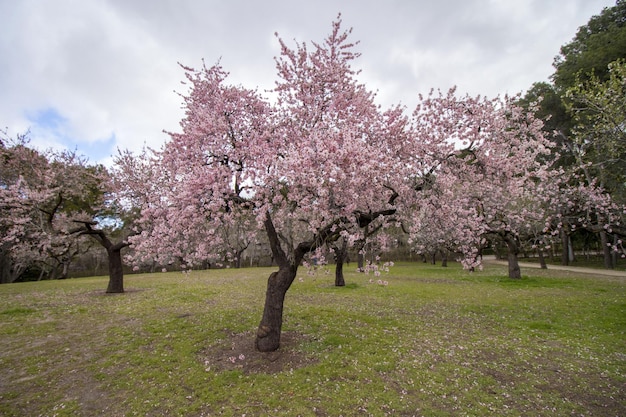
(0, 262), (624, 416)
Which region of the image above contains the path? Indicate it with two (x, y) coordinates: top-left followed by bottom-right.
(482, 255), (626, 278)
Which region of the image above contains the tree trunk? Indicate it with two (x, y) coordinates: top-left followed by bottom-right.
(255, 266), (297, 352)
(357, 250), (365, 272)
(0, 252), (14, 284)
(106, 247), (124, 293)
(60, 260), (70, 279)
(505, 236), (521, 279)
(600, 231), (613, 269)
(256, 212), (303, 352)
(561, 229), (570, 266)
(73, 221), (129, 293)
(235, 249), (244, 269)
(335, 261), (345, 286)
(440, 250), (448, 267)
(333, 238), (348, 287)
(257, 210), (347, 352)
(538, 248), (547, 269)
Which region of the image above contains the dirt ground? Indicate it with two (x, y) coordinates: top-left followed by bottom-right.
(199, 330), (318, 374)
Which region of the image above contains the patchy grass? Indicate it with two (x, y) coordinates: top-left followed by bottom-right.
(0, 262), (624, 416)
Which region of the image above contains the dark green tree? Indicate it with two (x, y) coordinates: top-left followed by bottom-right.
(553, 0), (626, 89)
(519, 2), (626, 267)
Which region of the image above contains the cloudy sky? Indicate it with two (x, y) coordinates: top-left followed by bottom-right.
(0, 0), (616, 165)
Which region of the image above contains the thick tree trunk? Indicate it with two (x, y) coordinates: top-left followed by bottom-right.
(60, 260), (70, 279)
(106, 247), (124, 293)
(505, 236), (521, 279)
(255, 266), (297, 352)
(257, 210), (351, 352)
(0, 252), (14, 284)
(73, 221), (130, 293)
(256, 212), (303, 352)
(335, 262), (345, 286)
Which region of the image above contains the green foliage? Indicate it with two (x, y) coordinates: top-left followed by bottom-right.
(0, 263), (624, 416)
(522, 1), (626, 177)
(566, 59), (626, 199)
(553, 0), (626, 89)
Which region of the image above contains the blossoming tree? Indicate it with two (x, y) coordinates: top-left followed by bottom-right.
(403, 89), (558, 278)
(125, 17), (570, 350)
(0, 135), (103, 281)
(126, 18), (415, 351)
(0, 131), (134, 290)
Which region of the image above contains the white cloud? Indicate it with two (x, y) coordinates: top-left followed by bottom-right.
(0, 0), (617, 165)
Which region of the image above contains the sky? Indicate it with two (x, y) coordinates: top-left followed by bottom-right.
(0, 0), (617, 165)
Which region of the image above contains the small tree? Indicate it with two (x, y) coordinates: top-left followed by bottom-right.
(71, 220), (130, 293)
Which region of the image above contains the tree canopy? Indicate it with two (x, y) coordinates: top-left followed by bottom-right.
(553, 0), (626, 89)
(2, 10), (624, 353)
(118, 17), (595, 351)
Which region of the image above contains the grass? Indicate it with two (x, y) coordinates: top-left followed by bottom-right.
(0, 262), (624, 416)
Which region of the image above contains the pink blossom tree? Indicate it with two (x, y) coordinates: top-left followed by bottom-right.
(124, 17), (578, 350)
(0, 132), (49, 282)
(0, 134), (102, 281)
(125, 18), (414, 352)
(0, 131), (134, 290)
(543, 174), (625, 267)
(403, 90), (557, 278)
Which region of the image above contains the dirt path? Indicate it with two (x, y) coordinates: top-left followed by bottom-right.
(483, 255), (626, 278)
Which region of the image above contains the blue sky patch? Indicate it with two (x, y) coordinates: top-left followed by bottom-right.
(25, 107), (115, 164)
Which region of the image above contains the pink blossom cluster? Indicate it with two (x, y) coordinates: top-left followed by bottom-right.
(112, 16), (624, 277)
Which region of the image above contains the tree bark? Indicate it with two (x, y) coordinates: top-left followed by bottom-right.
(538, 248), (547, 269)
(234, 249), (243, 269)
(333, 238), (348, 287)
(0, 251), (16, 284)
(255, 266), (297, 352)
(106, 245), (125, 293)
(600, 231), (613, 269)
(440, 250), (448, 267)
(504, 235), (521, 279)
(256, 211), (346, 352)
(561, 228), (570, 266)
(72, 221), (129, 293)
(256, 213), (301, 352)
(335, 261), (345, 286)
(357, 251), (365, 271)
